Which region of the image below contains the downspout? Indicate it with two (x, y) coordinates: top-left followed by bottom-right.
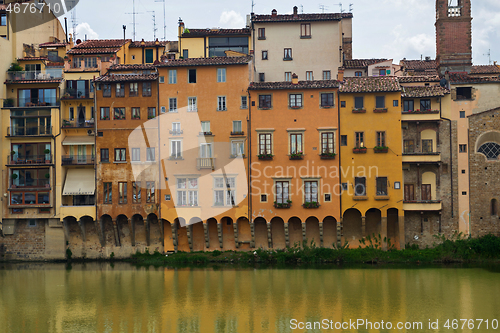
(93, 79), (97, 225)
(440, 99), (454, 219)
(247, 89), (252, 232)
(337, 85), (342, 237)
(251, 15), (256, 80)
(157, 70), (161, 228)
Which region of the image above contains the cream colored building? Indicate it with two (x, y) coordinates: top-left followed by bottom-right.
(251, 6), (352, 82)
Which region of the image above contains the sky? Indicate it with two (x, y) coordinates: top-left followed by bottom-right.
(60, 0), (500, 65)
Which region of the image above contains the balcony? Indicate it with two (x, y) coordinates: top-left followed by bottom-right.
(3, 97), (60, 108)
(169, 130), (183, 135)
(7, 126), (52, 137)
(197, 158), (215, 170)
(61, 88), (94, 99)
(62, 118), (95, 128)
(402, 152), (441, 163)
(7, 155), (52, 165)
(6, 69), (63, 81)
(402, 110), (440, 121)
(10, 178), (50, 189)
(403, 201), (442, 211)
(61, 155), (95, 165)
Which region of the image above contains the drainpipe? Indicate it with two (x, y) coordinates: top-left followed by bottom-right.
(440, 99), (454, 219)
(337, 86), (342, 230)
(157, 69), (161, 228)
(93, 79), (97, 225)
(123, 26), (127, 64)
(52, 85), (63, 220)
(247, 89), (252, 230)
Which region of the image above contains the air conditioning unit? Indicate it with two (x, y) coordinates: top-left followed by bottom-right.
(87, 129), (95, 136)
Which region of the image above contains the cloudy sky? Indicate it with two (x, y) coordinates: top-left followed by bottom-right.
(60, 0), (500, 65)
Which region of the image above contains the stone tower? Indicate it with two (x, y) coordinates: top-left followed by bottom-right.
(435, 0), (472, 75)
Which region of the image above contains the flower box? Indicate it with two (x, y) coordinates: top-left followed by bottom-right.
(320, 153), (336, 159)
(289, 154), (303, 160)
(352, 109), (366, 113)
(374, 147), (389, 153)
(258, 154), (273, 160)
(373, 108), (387, 113)
(353, 147), (367, 154)
(274, 201), (291, 209)
(290, 106), (301, 109)
(303, 202), (320, 208)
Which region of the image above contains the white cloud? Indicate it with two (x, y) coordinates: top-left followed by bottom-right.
(75, 22), (99, 40)
(219, 10), (245, 28)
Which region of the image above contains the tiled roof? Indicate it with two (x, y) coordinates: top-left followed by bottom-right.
(156, 56), (252, 67)
(182, 28), (250, 37)
(343, 59), (387, 69)
(401, 59), (437, 71)
(129, 40), (169, 47)
(39, 42), (67, 48)
(339, 77), (400, 93)
(5, 79), (62, 84)
(94, 73), (158, 83)
(401, 86), (449, 98)
(68, 39), (130, 55)
(109, 64), (156, 71)
(252, 12), (352, 23)
(17, 57), (48, 61)
(398, 75), (441, 83)
(470, 65), (500, 74)
(249, 80), (340, 90)
(449, 73), (500, 84)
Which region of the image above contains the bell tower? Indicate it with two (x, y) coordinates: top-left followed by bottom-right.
(435, 0), (472, 75)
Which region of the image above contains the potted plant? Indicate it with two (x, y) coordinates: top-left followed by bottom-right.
(374, 146), (389, 153)
(258, 153), (273, 160)
(303, 201), (320, 208)
(373, 108), (388, 113)
(353, 146), (367, 153)
(352, 108), (366, 113)
(274, 199), (292, 208)
(3, 98), (14, 107)
(45, 173), (50, 187)
(320, 152), (336, 159)
(289, 152), (303, 160)
(44, 149), (51, 163)
(11, 173), (18, 187)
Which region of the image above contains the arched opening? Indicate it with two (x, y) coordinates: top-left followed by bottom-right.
(343, 209), (362, 248)
(115, 214), (129, 247)
(190, 217), (204, 252)
(237, 217), (251, 250)
(271, 217), (286, 249)
(253, 217), (268, 249)
(475, 131), (500, 159)
(64, 216), (81, 254)
(287, 216), (302, 248)
(365, 208), (381, 238)
(421, 172), (437, 201)
(175, 218), (190, 252)
(100, 214), (115, 247)
(206, 218), (219, 251)
(80, 215), (98, 249)
(305, 216), (320, 247)
(162, 219), (174, 252)
(387, 208), (400, 249)
(420, 129), (437, 153)
(491, 199), (498, 216)
(221, 217), (235, 251)
(147, 213), (161, 251)
(322, 216), (338, 248)
(134, 214), (146, 247)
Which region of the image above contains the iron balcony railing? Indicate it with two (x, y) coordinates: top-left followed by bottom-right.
(61, 155), (95, 165)
(61, 89), (94, 99)
(7, 155), (52, 165)
(6, 69), (63, 81)
(62, 118), (95, 128)
(3, 97), (60, 108)
(7, 126), (52, 136)
(10, 178), (50, 189)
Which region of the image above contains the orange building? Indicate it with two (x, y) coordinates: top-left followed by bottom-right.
(248, 76), (341, 249)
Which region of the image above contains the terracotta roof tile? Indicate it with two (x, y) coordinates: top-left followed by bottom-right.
(249, 80), (340, 90)
(109, 64), (156, 71)
(343, 59), (387, 69)
(401, 86), (449, 98)
(398, 75), (441, 83)
(449, 73), (500, 84)
(252, 12), (352, 23)
(39, 42), (67, 48)
(68, 39), (130, 55)
(94, 73), (158, 83)
(156, 56), (252, 67)
(17, 57), (48, 61)
(5, 79), (62, 84)
(182, 28), (250, 37)
(470, 65), (500, 74)
(339, 77), (400, 93)
(129, 40), (169, 47)
(401, 59), (437, 71)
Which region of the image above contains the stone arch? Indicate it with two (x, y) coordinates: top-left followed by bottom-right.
(475, 130), (500, 153)
(253, 217), (268, 249)
(175, 218), (190, 252)
(271, 216), (285, 249)
(365, 208), (381, 239)
(287, 216), (302, 248)
(115, 214), (129, 247)
(206, 218), (219, 251)
(162, 219), (174, 252)
(322, 216), (338, 248)
(63, 216), (81, 251)
(305, 216), (320, 247)
(133, 214), (146, 247)
(189, 217), (204, 252)
(342, 208), (362, 248)
(420, 129), (437, 152)
(422, 171), (437, 200)
(147, 213), (162, 252)
(220, 216), (236, 251)
(387, 208), (400, 249)
(100, 214), (115, 247)
(236, 216), (251, 250)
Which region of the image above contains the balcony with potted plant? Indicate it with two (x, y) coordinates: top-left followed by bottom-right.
(289, 151), (303, 160)
(303, 201), (319, 208)
(258, 153), (273, 161)
(373, 146), (389, 153)
(274, 200), (292, 208)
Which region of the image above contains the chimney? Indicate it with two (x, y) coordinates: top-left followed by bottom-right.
(292, 73), (298, 85)
(271, 9), (277, 17)
(293, 6), (298, 16)
(178, 18), (184, 38)
(337, 69), (344, 81)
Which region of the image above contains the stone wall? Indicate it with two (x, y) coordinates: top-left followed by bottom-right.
(0, 219), (46, 260)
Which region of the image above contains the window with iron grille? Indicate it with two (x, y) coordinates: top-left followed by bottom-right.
(217, 96), (227, 111)
(478, 142), (500, 160)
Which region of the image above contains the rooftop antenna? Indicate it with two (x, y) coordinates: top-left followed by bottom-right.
(148, 11), (158, 40)
(155, 0), (166, 40)
(300, 4), (304, 13)
(484, 49), (492, 65)
(125, 0), (143, 41)
(319, 4), (329, 13)
(69, 0), (78, 40)
(349, 3), (353, 12)
(333, 3), (344, 13)
(251, 0), (255, 13)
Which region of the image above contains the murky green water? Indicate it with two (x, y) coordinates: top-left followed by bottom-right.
(0, 263), (499, 332)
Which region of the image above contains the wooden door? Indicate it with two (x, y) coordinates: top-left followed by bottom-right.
(421, 184), (431, 201)
(404, 184), (414, 201)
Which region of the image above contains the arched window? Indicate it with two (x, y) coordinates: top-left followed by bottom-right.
(478, 142), (500, 160)
(491, 199), (498, 216)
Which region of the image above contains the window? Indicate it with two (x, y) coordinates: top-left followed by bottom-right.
(132, 148), (140, 161)
(422, 185), (432, 201)
(169, 70), (177, 84)
(232, 120), (242, 133)
(259, 73), (265, 82)
(261, 194), (268, 203)
(478, 142), (500, 160)
(182, 49), (188, 59)
(259, 133), (272, 154)
(176, 178), (198, 206)
(188, 97), (197, 112)
(262, 50), (268, 60)
(231, 141), (245, 157)
(300, 23), (311, 37)
(217, 96), (227, 111)
(118, 182), (127, 204)
(376, 131), (386, 147)
(217, 68), (226, 82)
(420, 99), (431, 111)
(306, 71), (313, 81)
(146, 147), (155, 161)
(171, 140), (182, 158)
(379, 69), (386, 76)
(208, 37), (249, 57)
(422, 140), (433, 153)
(355, 132), (364, 148)
(376, 96), (385, 109)
(258, 28), (265, 39)
(404, 100), (414, 112)
(456, 87), (472, 100)
(101, 149), (109, 162)
(148, 107), (156, 119)
(275, 181), (289, 204)
(214, 177), (236, 206)
(142, 82), (152, 97)
(284, 48), (292, 60)
(376, 177), (388, 196)
(159, 76), (165, 84)
(404, 184), (414, 201)
(103, 182), (112, 203)
(460, 111), (465, 118)
(114, 148), (126, 162)
(459, 144), (467, 153)
(131, 107), (140, 119)
(355, 71), (362, 77)
(240, 96), (248, 109)
(340, 101), (346, 108)
(103, 84), (111, 97)
(69, 107), (74, 120)
(321, 93), (334, 107)
(145, 49), (154, 63)
(322, 71), (331, 80)
(259, 95), (272, 109)
(169, 98), (177, 112)
(133, 182), (141, 203)
(146, 182), (155, 203)
(188, 69), (196, 83)
(201, 121), (211, 133)
(304, 181), (318, 203)
(285, 72), (292, 82)
(393, 100), (399, 107)
(354, 177), (366, 196)
(172, 122), (181, 134)
(114, 107), (125, 120)
(340, 135), (347, 146)
(200, 143), (213, 158)
(289, 94), (302, 108)
(354, 97), (364, 109)
(290, 133), (303, 154)
(116, 83), (125, 97)
(1, 13), (6, 26)
(129, 83), (138, 97)
(403, 140), (415, 153)
(321, 132), (334, 154)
